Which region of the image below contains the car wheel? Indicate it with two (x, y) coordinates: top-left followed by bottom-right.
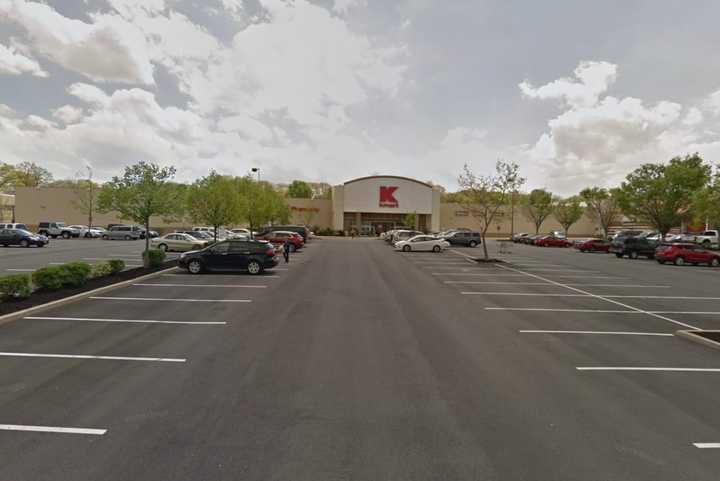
(674, 256), (685, 266)
(124, 235), (131, 240)
(84, 232), (91, 238)
(158, 243), (168, 252)
(432, 245), (441, 253)
(402, 245), (411, 252)
(629, 251), (639, 259)
(580, 248), (586, 253)
(615, 253), (623, 258)
(20, 239), (29, 248)
(703, 240), (711, 247)
(62, 231), (70, 239)
(247, 260), (263, 275)
(711, 258), (720, 268)
(102, 235), (108, 240)
(469, 240), (478, 248)
(51, 235), (58, 239)
(188, 259), (203, 274)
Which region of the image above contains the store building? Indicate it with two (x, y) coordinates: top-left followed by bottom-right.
(331, 176), (442, 234)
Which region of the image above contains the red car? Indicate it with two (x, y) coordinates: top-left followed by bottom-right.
(535, 235), (571, 247)
(575, 238), (611, 253)
(655, 243), (720, 267)
(257, 231), (304, 252)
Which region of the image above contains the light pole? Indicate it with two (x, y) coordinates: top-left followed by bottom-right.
(251, 167), (260, 182)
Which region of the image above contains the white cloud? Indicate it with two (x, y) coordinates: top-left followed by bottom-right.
(519, 61), (617, 109)
(0, 43), (47, 77)
(333, 0), (367, 15)
(707, 89), (720, 115)
(683, 107), (704, 126)
(0, 0), (154, 84)
(68, 83), (110, 107)
(52, 105), (84, 124)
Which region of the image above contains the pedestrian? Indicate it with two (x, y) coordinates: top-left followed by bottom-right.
(283, 238), (291, 263)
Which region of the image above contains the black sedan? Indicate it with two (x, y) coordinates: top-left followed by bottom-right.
(0, 228), (49, 247)
(178, 239), (278, 275)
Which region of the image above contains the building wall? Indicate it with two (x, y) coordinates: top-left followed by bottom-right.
(440, 203), (601, 237)
(0, 193), (14, 222)
(286, 198), (333, 229)
(343, 176), (434, 214)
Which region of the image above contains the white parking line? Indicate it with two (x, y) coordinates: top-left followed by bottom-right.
(0, 352), (185, 362)
(25, 316), (227, 325)
(463, 292), (590, 297)
(133, 283), (267, 289)
(161, 273), (279, 278)
(0, 424), (107, 435)
(486, 307), (720, 316)
(82, 258), (112, 261)
(577, 367), (720, 372)
(432, 273), (529, 277)
(90, 296), (251, 303)
(444, 281), (668, 288)
(604, 295), (720, 300)
(694, 443), (720, 449)
(519, 330), (673, 336)
(5, 268), (34, 272)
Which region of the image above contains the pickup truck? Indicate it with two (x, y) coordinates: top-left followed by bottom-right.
(693, 230), (719, 248)
(609, 234), (659, 259)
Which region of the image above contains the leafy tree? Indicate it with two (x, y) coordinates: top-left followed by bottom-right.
(72, 179), (99, 229)
(97, 161), (181, 265)
(457, 160), (525, 260)
(523, 188), (554, 234)
(553, 196), (584, 236)
(236, 177), (290, 235)
(403, 212), (417, 229)
(580, 187), (622, 238)
(186, 172), (241, 241)
(287, 180), (313, 198)
(0, 161), (53, 190)
(617, 154), (711, 237)
(693, 170), (720, 228)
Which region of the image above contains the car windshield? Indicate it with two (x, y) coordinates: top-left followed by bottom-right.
(17, 229), (34, 236)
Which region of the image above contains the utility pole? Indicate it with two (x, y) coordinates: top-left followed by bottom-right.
(87, 165), (94, 229)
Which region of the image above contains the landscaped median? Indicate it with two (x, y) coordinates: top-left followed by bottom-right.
(0, 249), (175, 317)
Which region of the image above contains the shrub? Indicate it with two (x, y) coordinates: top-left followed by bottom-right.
(90, 261), (114, 279)
(61, 262), (92, 287)
(32, 266), (65, 290)
(142, 249), (166, 268)
(0, 274), (32, 300)
(108, 259), (125, 274)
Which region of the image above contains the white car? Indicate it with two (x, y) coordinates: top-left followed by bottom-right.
(230, 228), (252, 237)
(68, 225), (105, 238)
(395, 235), (450, 252)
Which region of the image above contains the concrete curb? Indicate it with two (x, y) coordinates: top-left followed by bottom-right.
(675, 330), (720, 351)
(0, 266), (180, 327)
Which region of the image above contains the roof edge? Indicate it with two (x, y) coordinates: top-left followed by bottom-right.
(343, 175), (433, 189)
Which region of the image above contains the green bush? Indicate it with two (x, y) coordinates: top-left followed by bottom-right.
(90, 261), (113, 279)
(142, 249), (166, 268)
(108, 259), (125, 274)
(32, 266), (65, 290)
(62, 262), (92, 287)
(0, 274), (32, 300)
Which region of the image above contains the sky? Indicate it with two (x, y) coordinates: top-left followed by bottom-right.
(0, 0), (719, 195)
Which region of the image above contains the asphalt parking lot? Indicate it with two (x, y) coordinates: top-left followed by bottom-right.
(2, 237), (720, 480)
(0, 238), (180, 272)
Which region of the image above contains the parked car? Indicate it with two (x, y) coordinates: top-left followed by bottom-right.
(655, 243), (720, 267)
(178, 239), (278, 275)
(442, 230), (481, 247)
(151, 233), (207, 252)
(256, 231), (304, 251)
(521, 234), (542, 245)
(395, 235), (450, 252)
(0, 228), (48, 247)
(611, 230), (643, 240)
(575, 238), (611, 253)
(230, 228), (252, 237)
(694, 230), (720, 248)
(609, 232), (659, 259)
(67, 225), (105, 238)
(392, 230), (424, 244)
(512, 233), (530, 243)
(178, 230), (216, 242)
(0, 223), (28, 231)
(37, 221), (80, 239)
(103, 225), (141, 240)
(535, 235), (572, 247)
(256, 225), (309, 242)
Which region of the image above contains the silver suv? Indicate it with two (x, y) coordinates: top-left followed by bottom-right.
(103, 225), (141, 240)
(37, 221), (80, 239)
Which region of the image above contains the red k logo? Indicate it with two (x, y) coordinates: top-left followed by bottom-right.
(379, 186), (399, 208)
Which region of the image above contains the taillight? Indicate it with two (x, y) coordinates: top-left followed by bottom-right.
(266, 248), (274, 257)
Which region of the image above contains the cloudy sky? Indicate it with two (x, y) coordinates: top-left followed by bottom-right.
(0, 0), (719, 194)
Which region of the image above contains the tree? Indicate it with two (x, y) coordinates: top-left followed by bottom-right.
(553, 196), (584, 236)
(186, 172), (240, 242)
(693, 170), (720, 229)
(71, 166), (98, 229)
(457, 160), (525, 260)
(287, 180), (313, 198)
(522, 189), (554, 234)
(580, 187), (622, 238)
(616, 154), (711, 237)
(403, 212), (417, 229)
(0, 161), (53, 190)
(97, 161), (181, 265)
(235, 177), (290, 235)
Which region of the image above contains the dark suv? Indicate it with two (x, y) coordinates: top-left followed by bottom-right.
(610, 233), (659, 259)
(443, 231), (481, 247)
(256, 225), (309, 242)
(178, 239), (278, 275)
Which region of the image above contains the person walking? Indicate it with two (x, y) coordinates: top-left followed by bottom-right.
(282, 238), (291, 263)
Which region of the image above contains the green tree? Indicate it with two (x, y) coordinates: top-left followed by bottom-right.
(457, 160), (525, 260)
(616, 154), (711, 237)
(693, 170), (720, 228)
(523, 188), (554, 234)
(186, 172), (241, 241)
(0, 161), (53, 190)
(97, 161), (181, 265)
(580, 187), (622, 238)
(236, 177), (290, 235)
(403, 212), (417, 229)
(287, 180), (313, 198)
(553, 196), (584, 236)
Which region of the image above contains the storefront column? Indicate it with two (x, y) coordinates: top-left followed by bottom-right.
(355, 212), (362, 232)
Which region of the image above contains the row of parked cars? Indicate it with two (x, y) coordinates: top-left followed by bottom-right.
(379, 228), (482, 252)
(515, 228), (720, 268)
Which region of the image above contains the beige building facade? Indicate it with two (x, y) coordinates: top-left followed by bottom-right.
(14, 177), (602, 236)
